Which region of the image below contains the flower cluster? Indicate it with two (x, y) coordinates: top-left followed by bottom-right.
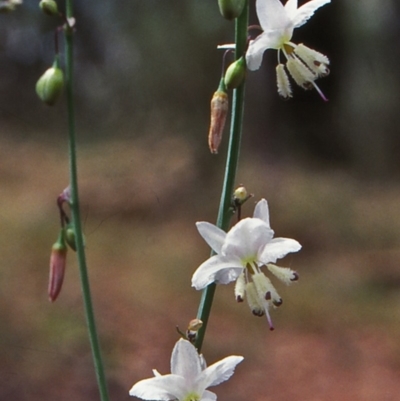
(246, 0), (331, 100)
(192, 199), (301, 330)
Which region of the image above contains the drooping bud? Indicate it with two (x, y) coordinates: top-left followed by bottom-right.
(224, 56), (246, 90)
(48, 230), (68, 302)
(36, 58), (64, 106)
(208, 78), (229, 154)
(218, 0), (246, 20)
(39, 0), (59, 16)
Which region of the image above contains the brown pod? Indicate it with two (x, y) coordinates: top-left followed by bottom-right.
(208, 81), (229, 154)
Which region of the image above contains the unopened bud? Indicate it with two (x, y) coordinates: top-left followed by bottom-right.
(187, 319), (203, 332)
(224, 56), (246, 90)
(36, 64), (64, 106)
(233, 185), (253, 206)
(64, 223), (85, 252)
(65, 224), (76, 251)
(39, 0), (59, 16)
(186, 319), (203, 343)
(218, 0), (246, 20)
(208, 79), (229, 154)
(48, 230), (68, 302)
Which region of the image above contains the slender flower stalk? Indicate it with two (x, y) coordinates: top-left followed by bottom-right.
(195, 1), (249, 352)
(64, 1), (110, 401)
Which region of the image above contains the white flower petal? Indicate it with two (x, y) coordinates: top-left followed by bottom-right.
(222, 218), (274, 261)
(252, 199), (271, 227)
(129, 374), (186, 401)
(259, 237), (302, 263)
(191, 255), (243, 290)
(197, 356), (244, 389)
(284, 0), (298, 19)
(171, 339), (202, 382)
(246, 30), (286, 71)
(202, 390), (217, 401)
(291, 0), (330, 28)
(196, 222), (226, 254)
(256, 0), (291, 31)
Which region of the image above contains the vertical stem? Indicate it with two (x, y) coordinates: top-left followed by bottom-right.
(64, 2), (110, 401)
(195, 1), (249, 352)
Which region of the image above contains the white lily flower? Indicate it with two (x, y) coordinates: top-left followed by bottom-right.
(246, 0), (331, 100)
(129, 338), (244, 401)
(192, 199), (301, 330)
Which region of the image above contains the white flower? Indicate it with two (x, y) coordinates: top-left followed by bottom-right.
(192, 199), (301, 330)
(246, 0), (331, 100)
(129, 338), (244, 401)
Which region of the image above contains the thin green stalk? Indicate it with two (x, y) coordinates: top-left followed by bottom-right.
(64, 2), (110, 401)
(195, 1), (249, 352)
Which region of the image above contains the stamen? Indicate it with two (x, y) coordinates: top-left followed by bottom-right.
(235, 271), (246, 302)
(276, 64), (292, 99)
(310, 80), (328, 102)
(264, 306), (274, 331)
(272, 298), (283, 307)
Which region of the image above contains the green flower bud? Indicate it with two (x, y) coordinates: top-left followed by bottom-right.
(64, 223), (85, 252)
(39, 0), (59, 16)
(224, 56), (246, 90)
(36, 65), (64, 106)
(218, 0), (246, 20)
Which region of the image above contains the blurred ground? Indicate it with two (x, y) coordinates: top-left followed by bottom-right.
(1, 136), (400, 401)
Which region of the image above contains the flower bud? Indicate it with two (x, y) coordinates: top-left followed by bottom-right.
(64, 222), (85, 252)
(218, 0), (246, 20)
(39, 0), (59, 16)
(48, 230), (68, 302)
(233, 185), (249, 204)
(208, 79), (229, 154)
(224, 56), (246, 90)
(65, 224), (76, 251)
(36, 64), (64, 106)
(187, 319), (203, 332)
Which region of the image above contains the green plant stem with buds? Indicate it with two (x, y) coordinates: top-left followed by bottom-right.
(64, 2), (110, 401)
(195, 1), (249, 353)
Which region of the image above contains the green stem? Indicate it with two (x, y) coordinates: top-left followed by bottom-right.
(195, 2), (249, 352)
(64, 2), (110, 401)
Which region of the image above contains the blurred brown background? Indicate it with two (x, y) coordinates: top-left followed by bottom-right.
(1, 1), (400, 400)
